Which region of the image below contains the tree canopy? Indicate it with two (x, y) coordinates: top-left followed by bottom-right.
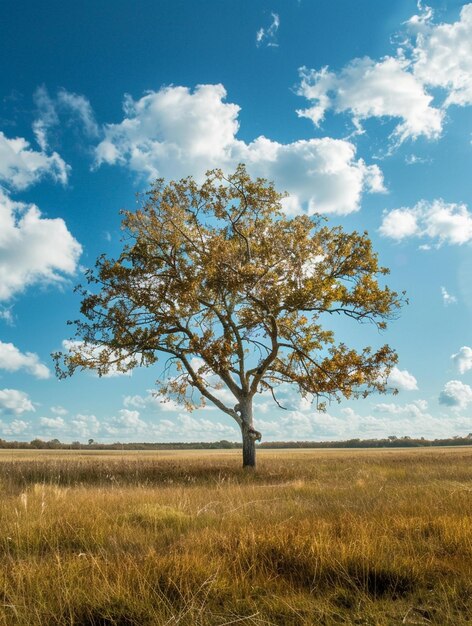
(55, 165), (403, 467)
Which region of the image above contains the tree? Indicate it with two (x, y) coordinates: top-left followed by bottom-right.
(55, 165), (403, 468)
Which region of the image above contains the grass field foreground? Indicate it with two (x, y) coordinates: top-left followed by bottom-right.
(0, 447), (471, 625)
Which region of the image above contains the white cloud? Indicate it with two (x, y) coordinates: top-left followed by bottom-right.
(95, 84), (384, 215)
(451, 346), (472, 375)
(256, 12), (280, 48)
(33, 412), (100, 439)
(57, 89), (99, 137)
(405, 154), (431, 165)
(40, 416), (65, 429)
(378, 207), (419, 240)
(50, 405), (68, 416)
(0, 341), (50, 379)
(412, 4), (472, 107)
(33, 86), (99, 151)
(0, 130), (69, 190)
(149, 413), (239, 441)
(374, 399), (428, 417)
(0, 389), (34, 415)
(104, 409), (147, 435)
(405, 2), (434, 35)
(297, 56), (443, 143)
(123, 391), (183, 412)
(255, 388), (434, 440)
(33, 85), (59, 151)
(357, 399), (471, 438)
(71, 413), (100, 438)
(95, 84), (240, 179)
(379, 199), (472, 245)
(388, 366), (418, 391)
(116, 409), (143, 426)
(253, 394), (472, 441)
(0, 418), (28, 436)
(296, 3), (472, 145)
(439, 379), (472, 410)
(0, 189), (82, 301)
(441, 286), (457, 306)
(0, 308), (14, 325)
(101, 407), (238, 441)
(246, 136), (385, 215)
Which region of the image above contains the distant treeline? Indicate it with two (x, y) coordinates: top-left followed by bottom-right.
(0, 435), (471, 450)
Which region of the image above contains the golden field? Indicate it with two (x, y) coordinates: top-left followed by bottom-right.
(0, 447), (471, 625)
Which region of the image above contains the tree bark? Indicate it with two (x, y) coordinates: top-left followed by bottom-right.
(239, 399), (261, 468)
(242, 427), (257, 468)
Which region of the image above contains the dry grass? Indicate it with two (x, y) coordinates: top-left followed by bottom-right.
(0, 447), (471, 625)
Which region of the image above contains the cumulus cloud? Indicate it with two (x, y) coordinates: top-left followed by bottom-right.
(0, 389), (34, 415)
(252, 385), (436, 440)
(124, 391), (183, 412)
(0, 130), (69, 190)
(374, 399), (428, 417)
(296, 3), (472, 145)
(40, 416), (65, 429)
(25, 408), (234, 442)
(0, 341), (50, 379)
(358, 399), (470, 438)
(71, 413), (100, 438)
(249, 136), (385, 215)
(297, 57), (443, 143)
(95, 84), (384, 215)
(451, 346), (472, 375)
(439, 379), (472, 410)
(441, 286), (457, 306)
(149, 413), (239, 441)
(30, 412), (101, 440)
(104, 409), (147, 434)
(252, 389), (471, 440)
(0, 189), (82, 301)
(379, 207), (419, 240)
(256, 13), (280, 48)
(379, 199), (472, 245)
(412, 3), (472, 108)
(0, 418), (29, 436)
(95, 84), (240, 178)
(256, 399), (445, 440)
(101, 406), (238, 441)
(387, 366), (418, 391)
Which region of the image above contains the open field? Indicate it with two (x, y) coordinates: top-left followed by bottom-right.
(0, 448), (471, 625)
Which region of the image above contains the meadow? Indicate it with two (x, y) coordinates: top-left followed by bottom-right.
(0, 447), (471, 625)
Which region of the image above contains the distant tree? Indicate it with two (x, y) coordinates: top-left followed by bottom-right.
(54, 165), (403, 468)
(30, 439), (46, 449)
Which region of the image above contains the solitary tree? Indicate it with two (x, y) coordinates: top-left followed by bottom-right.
(55, 165), (403, 467)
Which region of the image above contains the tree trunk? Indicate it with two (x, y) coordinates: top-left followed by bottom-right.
(242, 427), (257, 468)
(239, 399), (261, 469)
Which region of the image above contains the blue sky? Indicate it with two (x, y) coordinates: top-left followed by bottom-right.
(1, 0), (472, 442)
